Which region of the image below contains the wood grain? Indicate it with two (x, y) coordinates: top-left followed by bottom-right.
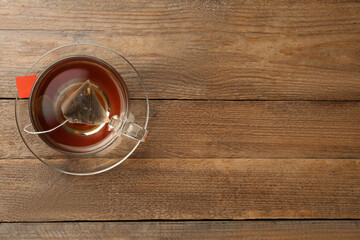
(0, 158), (359, 221)
(0, 0), (359, 100)
(1, 221), (359, 240)
(3, 99), (360, 159)
(1, 0), (360, 230)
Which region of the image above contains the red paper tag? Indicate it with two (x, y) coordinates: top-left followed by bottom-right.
(15, 75), (37, 98)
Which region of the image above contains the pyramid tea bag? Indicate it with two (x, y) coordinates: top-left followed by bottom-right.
(61, 80), (109, 125)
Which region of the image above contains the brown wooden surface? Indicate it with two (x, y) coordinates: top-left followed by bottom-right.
(1, 0), (360, 238)
(1, 158), (359, 221)
(1, 221), (360, 240)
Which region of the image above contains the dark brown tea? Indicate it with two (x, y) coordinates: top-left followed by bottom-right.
(30, 56), (129, 154)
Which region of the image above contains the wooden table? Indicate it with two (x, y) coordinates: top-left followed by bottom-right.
(1, 0), (359, 239)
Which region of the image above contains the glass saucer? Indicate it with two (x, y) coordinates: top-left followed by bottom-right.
(15, 43), (149, 175)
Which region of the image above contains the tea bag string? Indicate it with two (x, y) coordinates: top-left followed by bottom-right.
(24, 120), (68, 135)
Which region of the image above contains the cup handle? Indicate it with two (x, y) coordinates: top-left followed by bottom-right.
(122, 121), (148, 142)
(108, 115), (148, 142)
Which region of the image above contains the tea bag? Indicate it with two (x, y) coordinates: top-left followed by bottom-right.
(61, 80), (109, 125)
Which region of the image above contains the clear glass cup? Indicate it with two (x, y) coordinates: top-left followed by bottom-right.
(15, 43), (149, 175)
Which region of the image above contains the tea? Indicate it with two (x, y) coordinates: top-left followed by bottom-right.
(30, 56), (129, 154)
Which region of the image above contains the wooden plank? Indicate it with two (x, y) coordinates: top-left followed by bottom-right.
(2, 0), (359, 32)
(0, 158), (358, 221)
(2, 0), (360, 33)
(3, 99), (360, 159)
(1, 221), (359, 240)
(0, 0), (360, 100)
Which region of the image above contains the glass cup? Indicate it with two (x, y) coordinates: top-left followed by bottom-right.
(15, 43), (149, 175)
